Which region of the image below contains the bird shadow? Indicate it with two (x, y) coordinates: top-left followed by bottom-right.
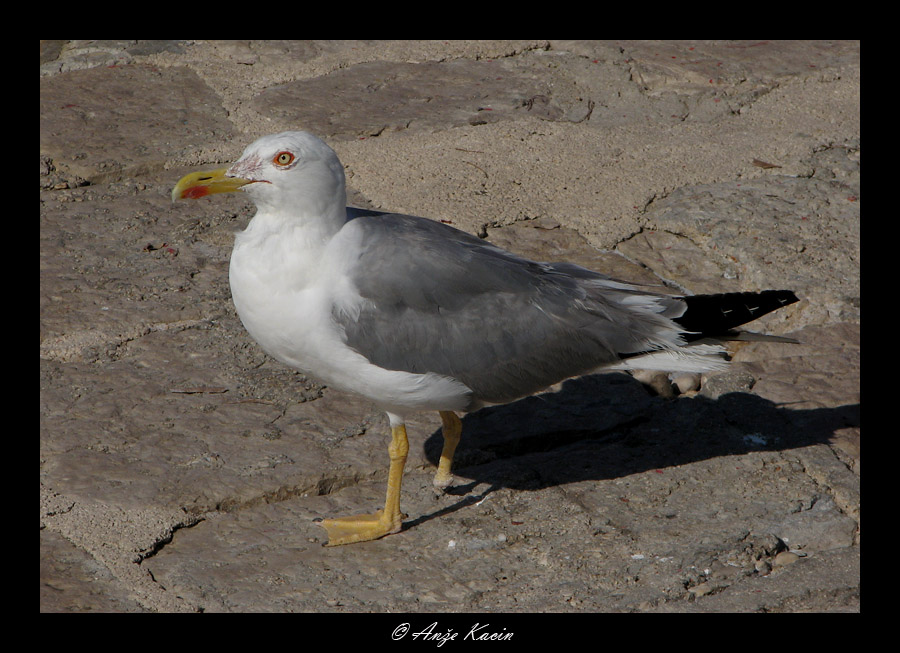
(410, 372), (858, 527)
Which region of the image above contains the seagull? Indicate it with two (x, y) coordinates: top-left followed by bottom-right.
(172, 131), (798, 546)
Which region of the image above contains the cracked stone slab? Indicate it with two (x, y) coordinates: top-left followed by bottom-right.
(39, 176), (241, 362)
(41, 40), (858, 613)
(605, 40), (859, 95)
(141, 375), (857, 611)
(618, 147), (859, 326)
(41, 529), (149, 613)
(251, 58), (590, 140)
(40, 40), (188, 75)
(335, 62), (858, 245)
(649, 545), (860, 612)
(40, 64), (236, 183)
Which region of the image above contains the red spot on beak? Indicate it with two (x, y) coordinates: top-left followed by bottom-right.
(182, 186), (210, 199)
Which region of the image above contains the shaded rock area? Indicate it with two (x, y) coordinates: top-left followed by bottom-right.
(41, 40), (859, 613)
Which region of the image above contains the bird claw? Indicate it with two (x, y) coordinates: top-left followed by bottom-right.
(319, 509), (404, 546)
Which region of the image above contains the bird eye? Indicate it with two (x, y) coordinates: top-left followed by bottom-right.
(274, 151), (294, 166)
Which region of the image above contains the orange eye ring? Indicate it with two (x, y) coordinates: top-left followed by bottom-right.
(274, 151), (294, 166)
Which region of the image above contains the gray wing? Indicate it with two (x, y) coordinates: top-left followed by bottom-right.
(334, 213), (684, 405)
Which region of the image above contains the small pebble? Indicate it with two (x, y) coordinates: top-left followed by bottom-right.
(774, 551), (801, 567)
(688, 581), (713, 597)
(673, 372), (701, 394)
(632, 369), (676, 398)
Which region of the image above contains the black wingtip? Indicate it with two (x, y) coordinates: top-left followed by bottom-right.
(675, 290), (799, 338)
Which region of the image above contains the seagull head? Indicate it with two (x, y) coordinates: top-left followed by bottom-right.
(172, 131), (347, 221)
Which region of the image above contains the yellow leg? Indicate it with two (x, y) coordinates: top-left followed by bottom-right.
(433, 410), (462, 490)
(320, 423), (409, 546)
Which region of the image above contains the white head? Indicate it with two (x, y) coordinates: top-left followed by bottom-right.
(173, 131), (347, 227)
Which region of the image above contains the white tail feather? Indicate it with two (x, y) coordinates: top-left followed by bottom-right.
(603, 344), (730, 373)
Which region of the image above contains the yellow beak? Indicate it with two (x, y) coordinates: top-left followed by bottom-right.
(171, 167), (254, 202)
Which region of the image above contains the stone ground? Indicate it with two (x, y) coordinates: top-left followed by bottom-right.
(40, 40), (859, 613)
